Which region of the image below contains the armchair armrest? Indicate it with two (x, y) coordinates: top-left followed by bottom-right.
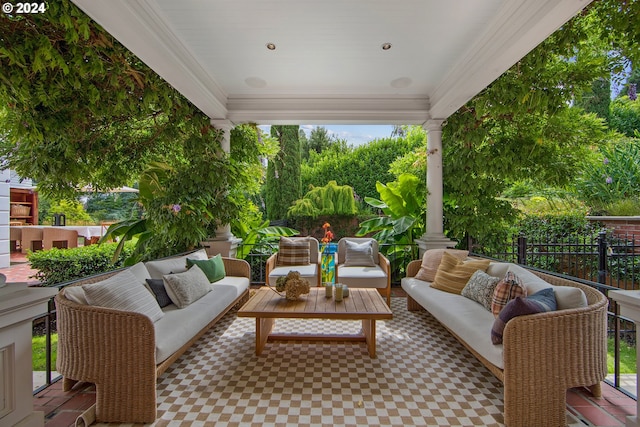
(406, 260), (422, 278)
(265, 253), (278, 285)
(221, 257), (251, 279)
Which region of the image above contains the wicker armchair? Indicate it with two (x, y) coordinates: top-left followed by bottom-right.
(335, 237), (391, 305)
(265, 237), (322, 287)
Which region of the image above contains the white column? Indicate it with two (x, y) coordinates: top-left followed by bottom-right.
(205, 119), (240, 257)
(416, 119), (457, 255)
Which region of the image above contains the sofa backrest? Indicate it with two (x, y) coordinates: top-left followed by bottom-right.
(145, 249), (208, 279)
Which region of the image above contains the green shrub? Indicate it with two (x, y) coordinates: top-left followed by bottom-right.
(27, 241), (135, 286)
(603, 198), (640, 216)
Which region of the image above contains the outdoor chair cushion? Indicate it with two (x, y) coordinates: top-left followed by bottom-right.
(343, 239), (376, 266)
(277, 236), (311, 266)
(461, 270), (501, 311)
(491, 270), (527, 317)
(491, 288), (557, 344)
(268, 264), (317, 283)
(334, 265), (387, 288)
(186, 254), (226, 282)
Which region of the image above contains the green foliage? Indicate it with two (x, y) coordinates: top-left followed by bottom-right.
(609, 97), (640, 137)
(608, 337), (637, 375)
(603, 198), (640, 216)
(27, 241), (136, 286)
(301, 136), (422, 202)
(357, 173), (425, 243)
(516, 213), (598, 240)
(575, 77), (611, 123)
(84, 193), (140, 222)
(32, 333), (57, 372)
(575, 139), (640, 211)
(100, 124), (267, 262)
(232, 217), (298, 260)
(287, 181), (358, 218)
(266, 125), (301, 220)
(0, 0), (209, 198)
(41, 199), (93, 225)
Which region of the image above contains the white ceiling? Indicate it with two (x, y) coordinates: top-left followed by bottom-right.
(71, 0), (593, 125)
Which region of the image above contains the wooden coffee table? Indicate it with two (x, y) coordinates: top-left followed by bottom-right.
(238, 287), (393, 357)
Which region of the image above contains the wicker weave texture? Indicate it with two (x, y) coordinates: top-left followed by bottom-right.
(54, 255), (251, 423)
(405, 260), (608, 427)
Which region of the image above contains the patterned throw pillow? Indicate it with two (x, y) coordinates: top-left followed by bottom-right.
(83, 269), (164, 322)
(491, 288), (557, 344)
(162, 265), (212, 309)
(414, 249), (468, 282)
(343, 240), (376, 267)
(431, 252), (491, 294)
(277, 237), (311, 266)
(186, 254), (226, 283)
(145, 278), (173, 308)
(461, 270), (501, 311)
(491, 271), (527, 317)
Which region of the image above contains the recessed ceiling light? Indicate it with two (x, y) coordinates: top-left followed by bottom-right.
(266, 42), (276, 50)
(391, 77), (412, 88)
(245, 77), (267, 88)
(381, 43), (392, 50)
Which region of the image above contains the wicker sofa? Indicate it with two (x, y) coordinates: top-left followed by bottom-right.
(402, 256), (608, 427)
(55, 249), (251, 423)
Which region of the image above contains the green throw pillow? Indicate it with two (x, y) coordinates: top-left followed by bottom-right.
(186, 255), (225, 283)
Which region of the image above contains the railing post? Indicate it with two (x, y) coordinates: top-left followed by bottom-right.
(598, 230), (608, 285)
(517, 234), (527, 265)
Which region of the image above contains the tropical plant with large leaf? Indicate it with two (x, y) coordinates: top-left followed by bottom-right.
(356, 173), (425, 243)
(356, 173), (425, 279)
(232, 218), (299, 260)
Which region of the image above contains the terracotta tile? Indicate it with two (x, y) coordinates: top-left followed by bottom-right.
(567, 391), (594, 407)
(44, 410), (80, 427)
(577, 405), (625, 427)
(58, 393), (95, 411)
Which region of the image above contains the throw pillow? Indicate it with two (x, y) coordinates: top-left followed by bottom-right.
(83, 269), (164, 322)
(277, 237), (311, 266)
(431, 252), (491, 294)
(414, 249), (469, 282)
(343, 240), (376, 267)
(461, 270), (501, 311)
(491, 270), (527, 317)
(491, 288), (557, 344)
(163, 265), (212, 308)
(145, 278), (173, 308)
(186, 254), (226, 283)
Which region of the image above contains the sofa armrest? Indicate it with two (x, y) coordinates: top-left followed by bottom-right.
(221, 257), (251, 279)
(501, 286), (608, 426)
(406, 260), (422, 278)
(55, 293), (158, 422)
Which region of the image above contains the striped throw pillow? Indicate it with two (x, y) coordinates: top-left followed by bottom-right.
(83, 269), (164, 322)
(431, 252), (491, 294)
(344, 240), (376, 267)
(277, 237), (311, 266)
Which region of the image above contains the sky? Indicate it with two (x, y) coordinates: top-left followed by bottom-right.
(259, 125), (395, 147)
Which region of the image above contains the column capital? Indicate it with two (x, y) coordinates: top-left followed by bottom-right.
(210, 119), (234, 132)
(422, 119), (445, 132)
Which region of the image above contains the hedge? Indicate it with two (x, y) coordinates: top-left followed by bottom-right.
(27, 241), (135, 286)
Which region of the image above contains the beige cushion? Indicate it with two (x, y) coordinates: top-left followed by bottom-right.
(63, 285), (88, 305)
(163, 265), (212, 308)
(336, 265), (388, 288)
(277, 237), (311, 266)
(83, 269), (164, 322)
(431, 252), (491, 294)
(415, 249), (469, 282)
(343, 240), (376, 267)
(145, 249), (208, 279)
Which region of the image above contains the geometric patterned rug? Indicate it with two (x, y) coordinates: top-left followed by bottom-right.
(92, 297), (582, 427)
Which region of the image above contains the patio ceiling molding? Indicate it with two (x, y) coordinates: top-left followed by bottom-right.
(69, 0), (594, 253)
